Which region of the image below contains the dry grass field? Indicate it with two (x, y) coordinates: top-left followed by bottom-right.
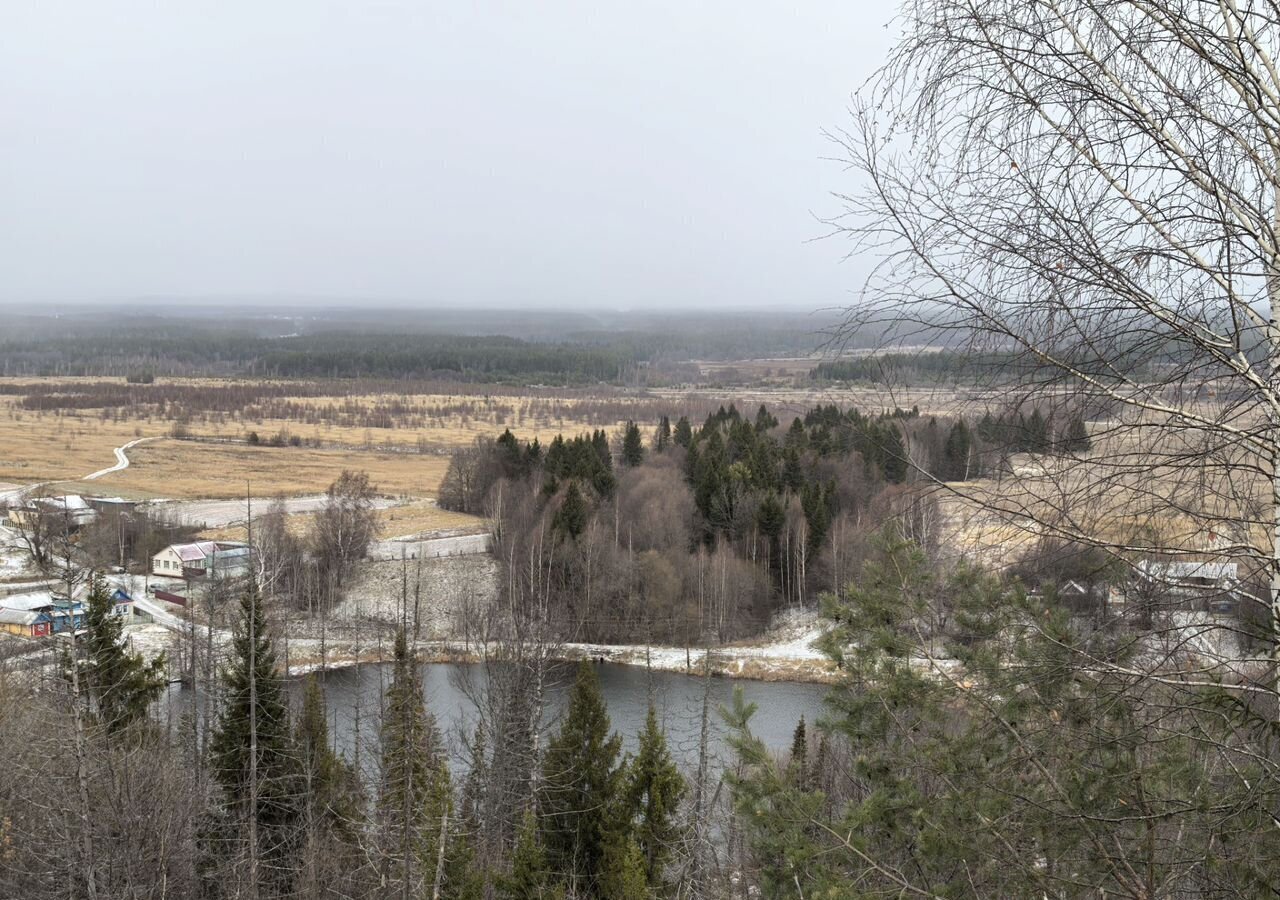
(0, 376), (980, 501)
(2, 376), (1258, 576)
(937, 410), (1269, 572)
(79, 439), (452, 500)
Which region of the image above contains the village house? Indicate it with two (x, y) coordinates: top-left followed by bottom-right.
(0, 607), (50, 638)
(6, 494), (98, 530)
(0, 592), (86, 635)
(1114, 560), (1244, 614)
(151, 541), (253, 579)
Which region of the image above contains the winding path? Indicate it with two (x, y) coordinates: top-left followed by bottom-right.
(83, 437), (155, 481)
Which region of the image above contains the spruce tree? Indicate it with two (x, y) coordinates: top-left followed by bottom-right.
(782, 447), (804, 493)
(881, 425), (909, 483)
(654, 415), (671, 452)
(755, 403), (778, 432)
(553, 481), (588, 540)
(942, 420), (972, 481)
(673, 416), (693, 448)
(622, 705), (685, 887)
(788, 716), (809, 791)
(621, 421), (645, 467)
(80, 574), (166, 735)
(209, 586), (302, 893)
(460, 722), (487, 831)
(591, 429), (613, 470)
(296, 674), (362, 840)
(1063, 415), (1091, 453)
(499, 810), (564, 900)
(599, 838), (648, 900)
(756, 492), (785, 542)
(376, 626), (452, 898)
(1025, 408), (1049, 452)
(540, 661), (625, 896)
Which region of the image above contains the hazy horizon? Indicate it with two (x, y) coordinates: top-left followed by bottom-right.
(2, 2), (892, 309)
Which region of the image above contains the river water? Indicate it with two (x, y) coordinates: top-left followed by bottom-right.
(170, 662), (831, 778)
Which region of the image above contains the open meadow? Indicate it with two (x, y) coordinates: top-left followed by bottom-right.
(0, 375), (986, 500)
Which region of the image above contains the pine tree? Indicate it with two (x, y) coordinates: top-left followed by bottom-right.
(553, 481), (588, 540)
(540, 661), (625, 896)
(377, 626), (452, 897)
(621, 421), (645, 468)
(209, 586), (302, 893)
(622, 705), (685, 888)
(80, 574), (166, 735)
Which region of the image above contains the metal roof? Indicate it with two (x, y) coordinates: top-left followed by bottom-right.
(0, 592), (56, 612)
(0, 608), (44, 626)
(164, 541), (220, 562)
(1137, 560), (1239, 583)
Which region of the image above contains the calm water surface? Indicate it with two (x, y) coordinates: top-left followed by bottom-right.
(168, 662), (830, 778)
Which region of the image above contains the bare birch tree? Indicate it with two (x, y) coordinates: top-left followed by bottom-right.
(831, 0), (1280, 675)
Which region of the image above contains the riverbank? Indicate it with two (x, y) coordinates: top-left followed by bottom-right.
(280, 637), (839, 685)
(277, 608), (840, 684)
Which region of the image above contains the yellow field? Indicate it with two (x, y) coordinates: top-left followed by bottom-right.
(938, 412), (1269, 571)
(0, 376), (987, 503)
(0, 383), (640, 499)
(82, 439), (452, 500)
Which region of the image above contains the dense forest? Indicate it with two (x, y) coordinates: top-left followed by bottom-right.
(0, 307), (855, 384)
(439, 401), (1091, 643)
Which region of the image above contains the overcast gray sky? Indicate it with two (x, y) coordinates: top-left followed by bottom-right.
(2, 1), (893, 309)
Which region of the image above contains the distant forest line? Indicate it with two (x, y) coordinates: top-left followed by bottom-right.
(0, 307), (861, 385)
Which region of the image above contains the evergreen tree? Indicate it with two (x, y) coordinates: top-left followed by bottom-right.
(781, 447), (804, 493)
(785, 417), (808, 449)
(942, 419), (973, 481)
(376, 626), (452, 898)
(622, 705), (685, 888)
(296, 675), (362, 839)
(1062, 415), (1091, 452)
(621, 421), (645, 468)
(756, 492), (785, 542)
(880, 424), (909, 483)
(460, 722), (487, 830)
(654, 415), (671, 452)
(755, 403), (779, 432)
(209, 587), (302, 893)
(598, 838), (648, 900)
(553, 481), (589, 540)
(499, 810), (564, 900)
(540, 661), (625, 896)
(80, 574), (166, 735)
(672, 416), (693, 448)
(591, 429), (613, 470)
(1025, 408), (1049, 452)
(788, 716), (809, 791)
